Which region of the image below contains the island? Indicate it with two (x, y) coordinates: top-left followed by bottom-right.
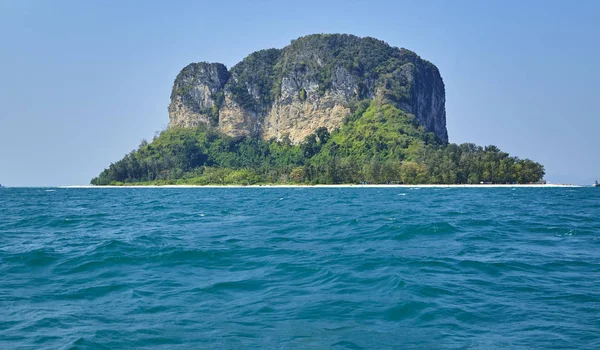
(92, 34), (544, 186)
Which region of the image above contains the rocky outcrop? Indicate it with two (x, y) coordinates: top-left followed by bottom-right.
(169, 62), (229, 128)
(168, 34), (448, 143)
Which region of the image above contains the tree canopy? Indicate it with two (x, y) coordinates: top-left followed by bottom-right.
(92, 102), (544, 186)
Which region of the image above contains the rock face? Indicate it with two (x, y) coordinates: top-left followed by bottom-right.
(169, 34), (448, 143)
(168, 63), (229, 128)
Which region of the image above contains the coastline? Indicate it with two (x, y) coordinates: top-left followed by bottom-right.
(59, 184), (581, 189)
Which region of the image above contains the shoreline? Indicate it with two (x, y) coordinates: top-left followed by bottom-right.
(58, 184), (582, 189)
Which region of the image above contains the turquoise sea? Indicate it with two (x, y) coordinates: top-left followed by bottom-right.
(1, 187), (599, 349)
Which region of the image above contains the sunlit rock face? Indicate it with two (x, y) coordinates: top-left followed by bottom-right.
(169, 34), (448, 143)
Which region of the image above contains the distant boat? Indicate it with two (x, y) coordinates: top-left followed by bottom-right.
(595, 180), (600, 187)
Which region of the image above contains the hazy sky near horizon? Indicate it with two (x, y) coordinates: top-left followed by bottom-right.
(1, 0), (598, 186)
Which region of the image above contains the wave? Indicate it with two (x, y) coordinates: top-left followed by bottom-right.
(1, 187), (599, 348)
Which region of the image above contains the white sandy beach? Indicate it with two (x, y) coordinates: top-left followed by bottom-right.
(59, 184), (581, 189)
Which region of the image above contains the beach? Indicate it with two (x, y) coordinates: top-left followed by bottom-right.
(59, 183), (580, 188)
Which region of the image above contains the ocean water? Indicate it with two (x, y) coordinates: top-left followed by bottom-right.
(1, 187), (599, 349)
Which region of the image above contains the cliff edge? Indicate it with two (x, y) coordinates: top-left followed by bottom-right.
(168, 34), (448, 143)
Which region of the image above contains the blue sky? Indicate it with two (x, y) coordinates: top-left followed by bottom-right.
(1, 0), (598, 186)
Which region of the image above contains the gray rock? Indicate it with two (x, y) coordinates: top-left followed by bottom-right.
(168, 34), (448, 143)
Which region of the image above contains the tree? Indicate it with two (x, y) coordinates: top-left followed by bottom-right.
(91, 103), (545, 186)
(315, 127), (330, 145)
(401, 161), (428, 184)
(290, 167), (305, 183)
(301, 134), (318, 158)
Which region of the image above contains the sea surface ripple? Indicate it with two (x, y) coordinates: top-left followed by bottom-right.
(1, 187), (599, 349)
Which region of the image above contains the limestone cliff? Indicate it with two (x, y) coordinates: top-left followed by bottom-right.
(169, 34), (448, 143)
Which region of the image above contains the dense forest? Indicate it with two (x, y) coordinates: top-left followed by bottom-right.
(223, 34), (438, 114)
(91, 101), (544, 185)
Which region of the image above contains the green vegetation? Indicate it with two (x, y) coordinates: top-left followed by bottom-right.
(227, 48), (281, 113)
(224, 34), (438, 113)
(91, 102), (544, 186)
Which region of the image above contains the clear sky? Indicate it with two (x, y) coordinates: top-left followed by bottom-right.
(1, 0), (598, 186)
